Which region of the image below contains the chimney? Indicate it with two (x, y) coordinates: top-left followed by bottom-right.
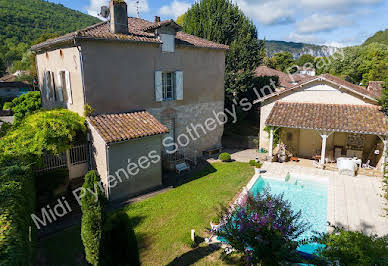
(154, 16), (161, 23)
(110, 0), (128, 34)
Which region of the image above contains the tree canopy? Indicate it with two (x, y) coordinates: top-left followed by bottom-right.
(317, 43), (388, 85)
(363, 29), (388, 46)
(182, 0), (265, 101)
(265, 51), (296, 72)
(0, 109), (86, 162)
(10, 91), (41, 124)
(0, 0), (100, 74)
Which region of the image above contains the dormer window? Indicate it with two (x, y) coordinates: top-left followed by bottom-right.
(161, 34), (175, 52)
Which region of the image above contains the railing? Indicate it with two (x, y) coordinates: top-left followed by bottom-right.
(69, 144), (88, 165)
(37, 144), (88, 172)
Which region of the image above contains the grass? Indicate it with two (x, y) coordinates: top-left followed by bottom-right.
(38, 162), (253, 265)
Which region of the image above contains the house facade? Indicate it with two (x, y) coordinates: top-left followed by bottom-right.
(255, 67), (387, 173)
(32, 0), (228, 200)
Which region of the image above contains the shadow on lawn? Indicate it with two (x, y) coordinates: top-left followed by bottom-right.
(166, 244), (221, 266)
(172, 161), (217, 188)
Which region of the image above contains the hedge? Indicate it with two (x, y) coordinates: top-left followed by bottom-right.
(218, 152), (232, 162)
(0, 165), (35, 265)
(81, 170), (105, 266)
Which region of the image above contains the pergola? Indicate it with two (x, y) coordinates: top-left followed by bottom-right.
(265, 102), (388, 173)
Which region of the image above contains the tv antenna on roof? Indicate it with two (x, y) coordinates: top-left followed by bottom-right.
(99, 6), (110, 19)
(135, 0), (140, 18)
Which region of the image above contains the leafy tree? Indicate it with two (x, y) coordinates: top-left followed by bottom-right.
(182, 0), (265, 102)
(0, 109), (86, 163)
(363, 28), (388, 46)
(217, 189), (308, 265)
(312, 225), (388, 265)
(318, 43), (388, 85)
(176, 14), (185, 26)
(266, 51), (296, 72)
(0, 56), (5, 77)
(379, 82), (388, 115)
(0, 0), (100, 71)
(11, 91), (41, 124)
(295, 54), (315, 68)
(81, 170), (105, 266)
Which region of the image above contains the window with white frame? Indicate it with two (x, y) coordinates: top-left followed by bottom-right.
(57, 71), (73, 104)
(162, 72), (175, 100)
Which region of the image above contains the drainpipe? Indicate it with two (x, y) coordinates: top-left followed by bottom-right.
(74, 39), (87, 107)
(106, 144), (110, 200)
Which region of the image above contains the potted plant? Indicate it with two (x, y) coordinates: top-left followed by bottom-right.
(249, 160), (263, 174)
(210, 216), (220, 230)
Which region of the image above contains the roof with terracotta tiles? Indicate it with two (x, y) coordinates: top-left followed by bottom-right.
(31, 17), (229, 51)
(254, 65), (313, 89)
(367, 81), (384, 98)
(266, 102), (388, 135)
(87, 111), (169, 144)
(254, 72), (380, 103)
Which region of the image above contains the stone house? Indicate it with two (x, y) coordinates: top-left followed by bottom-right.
(31, 0), (228, 200)
(255, 67), (387, 173)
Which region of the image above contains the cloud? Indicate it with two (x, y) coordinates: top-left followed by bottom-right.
(235, 0), (295, 25)
(286, 32), (322, 44)
(159, 0), (191, 19)
(86, 0), (149, 18)
(296, 14), (348, 34)
(299, 0), (381, 9)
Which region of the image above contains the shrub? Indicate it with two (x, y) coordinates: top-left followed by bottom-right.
(217, 189), (308, 265)
(81, 170), (105, 266)
(2, 102), (13, 110)
(0, 122), (12, 138)
(218, 152), (231, 162)
(312, 225), (388, 265)
(11, 91), (41, 124)
(0, 165), (36, 265)
(102, 212), (140, 266)
(83, 103), (94, 117)
(249, 160), (262, 168)
(0, 109), (86, 163)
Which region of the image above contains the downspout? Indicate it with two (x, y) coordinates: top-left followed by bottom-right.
(74, 39), (87, 107)
(106, 144), (111, 200)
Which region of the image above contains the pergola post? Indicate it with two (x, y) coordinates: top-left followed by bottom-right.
(269, 127), (274, 160)
(319, 131), (333, 165)
(382, 138), (387, 174)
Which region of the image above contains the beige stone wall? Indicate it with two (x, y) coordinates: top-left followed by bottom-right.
(88, 123), (108, 196)
(36, 47), (85, 115)
(107, 135), (163, 201)
(147, 100), (224, 157)
(79, 40), (225, 114)
(259, 80), (377, 151)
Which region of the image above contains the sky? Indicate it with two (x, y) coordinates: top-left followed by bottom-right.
(48, 0), (388, 47)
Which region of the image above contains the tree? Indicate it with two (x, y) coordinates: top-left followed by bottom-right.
(182, 0), (265, 102)
(266, 51), (296, 72)
(176, 14), (185, 26)
(0, 109), (86, 163)
(81, 170), (105, 266)
(317, 43), (388, 85)
(295, 54), (315, 68)
(217, 189), (308, 265)
(379, 82), (388, 115)
(312, 225), (388, 265)
(0, 56), (6, 77)
(11, 91), (41, 124)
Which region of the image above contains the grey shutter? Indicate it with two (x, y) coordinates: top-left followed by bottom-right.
(175, 71), (183, 100)
(43, 72), (49, 100)
(155, 71), (163, 102)
(56, 72), (64, 102)
(65, 71), (73, 104)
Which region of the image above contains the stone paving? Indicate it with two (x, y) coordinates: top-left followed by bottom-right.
(261, 162), (388, 236)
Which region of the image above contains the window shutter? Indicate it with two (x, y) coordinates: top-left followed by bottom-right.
(175, 71), (183, 100)
(65, 71), (73, 104)
(56, 72), (64, 102)
(47, 71), (53, 100)
(155, 71), (163, 102)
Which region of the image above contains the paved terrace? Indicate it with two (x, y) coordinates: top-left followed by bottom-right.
(260, 162), (388, 236)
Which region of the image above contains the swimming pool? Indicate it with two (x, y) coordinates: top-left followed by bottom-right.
(250, 175), (328, 254)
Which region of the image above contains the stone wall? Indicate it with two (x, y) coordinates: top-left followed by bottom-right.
(147, 100), (224, 158)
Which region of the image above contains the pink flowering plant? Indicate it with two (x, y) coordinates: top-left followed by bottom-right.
(217, 188), (308, 265)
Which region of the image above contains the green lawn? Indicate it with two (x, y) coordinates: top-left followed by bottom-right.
(38, 162), (253, 265)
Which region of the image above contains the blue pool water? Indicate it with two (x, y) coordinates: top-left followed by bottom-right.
(250, 176), (328, 254)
